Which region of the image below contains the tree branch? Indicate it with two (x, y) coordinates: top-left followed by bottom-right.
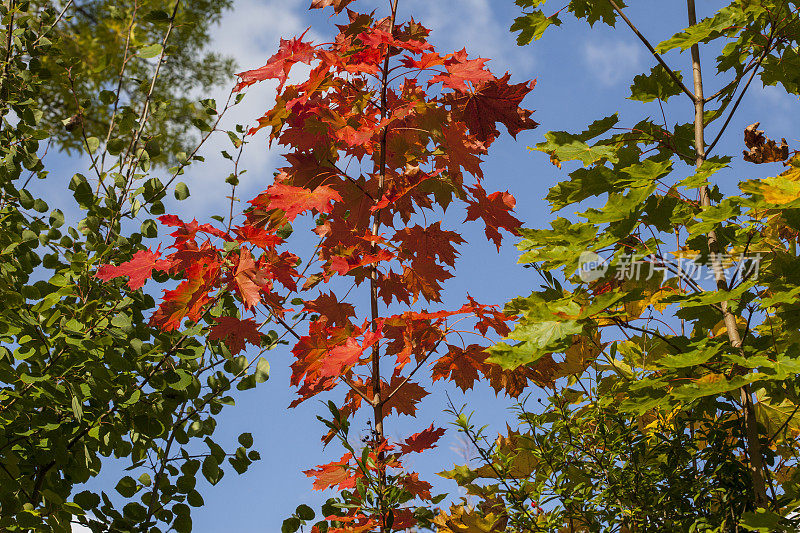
(606, 0), (697, 102)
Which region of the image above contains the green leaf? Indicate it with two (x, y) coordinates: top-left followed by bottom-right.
(85, 136), (100, 153)
(629, 65), (684, 103)
(144, 9), (171, 23)
(533, 131), (619, 167)
(511, 10), (561, 45)
(569, 0), (623, 26)
(282, 517), (301, 533)
(187, 490), (204, 507)
(238, 432), (254, 448)
(254, 357), (270, 384)
(138, 43), (164, 59)
(739, 509), (782, 532)
(115, 476), (138, 498)
(655, 7), (740, 54)
(169, 370), (193, 391)
(174, 182), (190, 200)
(296, 504), (315, 521)
(202, 456), (223, 485)
(508, 319), (583, 348)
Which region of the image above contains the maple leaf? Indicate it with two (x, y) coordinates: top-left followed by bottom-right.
(377, 270), (411, 306)
(209, 317), (261, 355)
(440, 120), (485, 179)
(464, 295), (514, 337)
(305, 292), (356, 327)
(430, 49), (493, 92)
(431, 344), (488, 392)
(250, 184), (341, 222)
(399, 424), (446, 454)
(400, 51), (445, 70)
(303, 453), (358, 490)
(159, 214), (231, 243)
(234, 31), (316, 93)
(382, 376), (429, 417)
(309, 0), (355, 13)
(96, 248), (172, 290)
(483, 363), (540, 398)
(234, 224), (282, 249)
(402, 472), (433, 500)
(151, 263), (216, 331)
(464, 184), (522, 250)
(445, 73), (538, 143)
(233, 247), (262, 310)
(392, 222), (465, 267)
(319, 325), (382, 377)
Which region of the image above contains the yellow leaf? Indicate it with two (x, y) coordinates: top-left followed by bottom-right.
(434, 504), (508, 533)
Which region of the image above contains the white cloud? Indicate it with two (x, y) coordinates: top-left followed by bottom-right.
(404, 0), (534, 73)
(169, 0), (313, 219)
(582, 39), (642, 87)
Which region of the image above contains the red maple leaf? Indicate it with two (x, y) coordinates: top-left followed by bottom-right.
(401, 259), (453, 303)
(401, 472), (433, 500)
(96, 248), (171, 290)
(463, 295), (514, 337)
(209, 317), (262, 355)
(445, 73), (538, 143)
(319, 325), (382, 378)
(400, 51), (445, 70)
(158, 214), (230, 244)
(309, 0), (355, 13)
(150, 262), (217, 331)
(430, 49), (493, 92)
(399, 424), (445, 454)
(392, 222), (465, 267)
(464, 183), (522, 250)
(234, 31), (316, 93)
(234, 224), (282, 249)
(382, 376), (429, 417)
(250, 184), (341, 222)
(432, 344), (488, 392)
(233, 247), (262, 310)
(305, 292), (356, 327)
(440, 120), (485, 179)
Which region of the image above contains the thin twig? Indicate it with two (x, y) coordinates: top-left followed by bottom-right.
(606, 0), (697, 102)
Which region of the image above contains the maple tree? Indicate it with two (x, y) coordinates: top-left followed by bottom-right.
(96, 0), (537, 530)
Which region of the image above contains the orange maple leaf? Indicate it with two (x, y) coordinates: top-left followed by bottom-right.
(303, 453), (358, 490)
(430, 49), (493, 92)
(250, 183), (341, 222)
(234, 31), (316, 93)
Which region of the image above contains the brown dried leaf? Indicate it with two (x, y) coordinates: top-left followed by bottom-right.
(743, 122), (789, 164)
(309, 0), (355, 13)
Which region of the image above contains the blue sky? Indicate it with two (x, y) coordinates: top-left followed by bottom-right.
(69, 0), (799, 530)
